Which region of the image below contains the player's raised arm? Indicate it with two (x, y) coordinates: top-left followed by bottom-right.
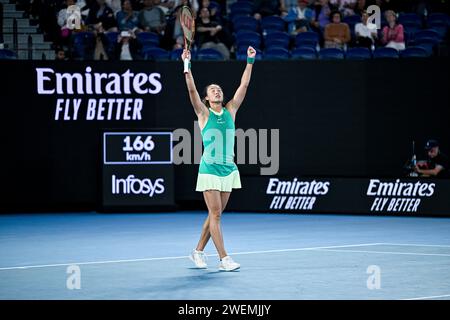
(226, 46), (256, 115)
(182, 49), (208, 118)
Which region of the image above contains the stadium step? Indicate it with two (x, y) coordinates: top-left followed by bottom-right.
(17, 49), (56, 60)
(2, 33), (45, 44)
(3, 18), (31, 28)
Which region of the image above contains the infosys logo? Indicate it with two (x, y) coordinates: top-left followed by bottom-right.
(111, 175), (165, 197)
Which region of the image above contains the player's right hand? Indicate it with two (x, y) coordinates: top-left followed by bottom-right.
(182, 49), (191, 61)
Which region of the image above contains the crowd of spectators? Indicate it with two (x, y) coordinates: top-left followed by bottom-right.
(11, 0), (449, 60)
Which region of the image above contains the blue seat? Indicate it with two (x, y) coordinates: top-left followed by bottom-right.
(295, 31), (319, 48)
(170, 48), (183, 60)
(197, 48), (224, 60)
(105, 31), (119, 55)
(264, 31), (290, 49)
(264, 47), (290, 60)
(427, 21), (448, 38)
(346, 47), (372, 60)
(414, 29), (441, 41)
(261, 16), (286, 32)
(398, 13), (421, 25)
(72, 31), (95, 59)
(142, 47), (169, 60)
(373, 47), (399, 59)
(233, 16), (258, 32)
(136, 32), (160, 47)
(230, 1), (253, 13)
(427, 13), (449, 24)
(343, 14), (361, 31)
(236, 47), (262, 61)
(291, 47), (317, 60)
(0, 49), (17, 60)
(235, 31), (262, 49)
(400, 46), (429, 58)
(318, 48), (344, 60)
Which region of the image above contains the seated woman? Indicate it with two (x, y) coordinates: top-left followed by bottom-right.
(324, 10), (350, 49)
(381, 10), (405, 51)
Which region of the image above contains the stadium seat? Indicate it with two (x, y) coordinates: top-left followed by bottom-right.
(427, 21), (448, 39)
(346, 47), (372, 60)
(72, 31), (95, 59)
(142, 47), (169, 60)
(263, 47), (290, 60)
(264, 31), (290, 49)
(105, 31), (119, 55)
(343, 14), (361, 31)
(0, 49), (17, 60)
(261, 16), (286, 32)
(291, 47), (317, 60)
(235, 31), (262, 49)
(398, 13), (421, 25)
(233, 16), (259, 32)
(136, 32), (160, 47)
(295, 31), (319, 48)
(170, 48), (183, 60)
(373, 47), (399, 59)
(400, 46), (429, 58)
(197, 48), (224, 60)
(318, 48), (345, 60)
(427, 13), (449, 24)
(230, 1), (253, 19)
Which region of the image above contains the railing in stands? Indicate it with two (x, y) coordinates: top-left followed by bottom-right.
(27, 34), (32, 59)
(0, 2), (4, 45)
(13, 18), (17, 52)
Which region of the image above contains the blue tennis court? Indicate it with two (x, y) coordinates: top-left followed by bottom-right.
(1, 212), (449, 300)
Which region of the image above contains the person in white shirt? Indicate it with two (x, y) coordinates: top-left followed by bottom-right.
(354, 10), (377, 49)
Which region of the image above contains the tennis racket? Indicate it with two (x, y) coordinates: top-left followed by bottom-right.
(180, 6), (195, 73)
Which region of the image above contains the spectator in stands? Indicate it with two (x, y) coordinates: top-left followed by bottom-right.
(114, 30), (142, 59)
(158, 0), (175, 15)
(55, 47), (68, 60)
(353, 0), (366, 16)
(106, 0), (122, 14)
(92, 20), (110, 59)
(415, 140), (449, 178)
(324, 10), (350, 48)
(285, 0), (314, 34)
(86, 0), (118, 32)
(281, 0), (300, 15)
(253, 0), (283, 20)
(311, 0), (331, 31)
(116, 0), (140, 31)
(138, 0), (166, 34)
(196, 7), (230, 59)
(329, 0), (356, 17)
(57, 0), (86, 45)
(381, 10), (405, 51)
(354, 10), (377, 49)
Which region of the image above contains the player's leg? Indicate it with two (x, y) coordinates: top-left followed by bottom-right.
(195, 192), (230, 251)
(203, 190), (227, 259)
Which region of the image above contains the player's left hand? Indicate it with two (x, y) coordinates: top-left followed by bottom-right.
(247, 46), (256, 58)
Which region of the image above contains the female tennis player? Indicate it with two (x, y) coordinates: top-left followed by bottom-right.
(182, 46), (256, 271)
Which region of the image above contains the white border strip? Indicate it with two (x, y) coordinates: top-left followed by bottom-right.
(315, 248), (450, 257)
(401, 294), (450, 300)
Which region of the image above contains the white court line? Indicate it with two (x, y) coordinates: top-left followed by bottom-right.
(0, 242), (381, 271)
(315, 248), (450, 257)
(377, 243), (450, 248)
(401, 294), (450, 300)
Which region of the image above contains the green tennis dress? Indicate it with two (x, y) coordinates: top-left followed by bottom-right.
(196, 107), (242, 192)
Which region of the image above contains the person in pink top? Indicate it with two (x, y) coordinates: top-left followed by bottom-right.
(381, 10), (405, 51)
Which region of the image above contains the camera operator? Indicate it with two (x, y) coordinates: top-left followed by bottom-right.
(414, 140), (448, 178)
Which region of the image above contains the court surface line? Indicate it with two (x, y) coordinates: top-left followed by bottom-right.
(0, 242), (382, 271)
(314, 248), (450, 257)
(377, 243), (450, 248)
(401, 294), (450, 300)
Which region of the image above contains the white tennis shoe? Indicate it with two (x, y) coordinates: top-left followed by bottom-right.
(218, 256), (240, 271)
(189, 249), (208, 269)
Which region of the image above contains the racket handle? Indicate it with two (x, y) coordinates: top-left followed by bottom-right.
(183, 58), (190, 74)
